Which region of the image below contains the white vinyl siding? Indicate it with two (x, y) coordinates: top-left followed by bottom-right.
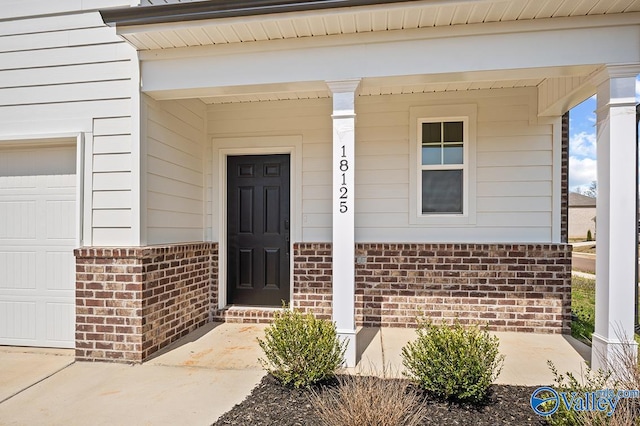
(206, 87), (553, 243)
(0, 0), (131, 20)
(207, 99), (332, 242)
(0, 9), (138, 246)
(144, 96), (207, 244)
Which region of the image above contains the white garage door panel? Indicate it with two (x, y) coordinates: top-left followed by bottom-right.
(0, 300), (37, 340)
(46, 200), (76, 240)
(0, 201), (36, 239)
(0, 145), (76, 348)
(0, 251), (37, 289)
(46, 302), (75, 343)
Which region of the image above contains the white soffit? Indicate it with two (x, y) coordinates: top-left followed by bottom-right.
(160, 65), (599, 104)
(120, 0), (640, 50)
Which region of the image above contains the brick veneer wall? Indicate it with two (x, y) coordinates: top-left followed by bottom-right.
(75, 243), (217, 362)
(292, 243), (333, 320)
(293, 243), (571, 334)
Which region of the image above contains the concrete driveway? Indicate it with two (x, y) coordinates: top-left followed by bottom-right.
(0, 347), (74, 403)
(0, 323), (266, 426)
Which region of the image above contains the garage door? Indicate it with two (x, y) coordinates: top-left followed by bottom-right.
(0, 144), (76, 348)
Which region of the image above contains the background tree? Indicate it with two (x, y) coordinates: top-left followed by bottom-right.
(582, 180), (597, 198)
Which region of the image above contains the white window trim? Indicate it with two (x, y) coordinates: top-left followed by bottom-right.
(409, 104), (477, 226)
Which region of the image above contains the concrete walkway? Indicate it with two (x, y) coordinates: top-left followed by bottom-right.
(0, 323), (591, 425)
(0, 323), (265, 426)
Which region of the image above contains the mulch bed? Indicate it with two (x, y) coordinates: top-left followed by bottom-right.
(214, 375), (549, 426)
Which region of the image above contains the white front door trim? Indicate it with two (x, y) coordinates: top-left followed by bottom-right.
(214, 135), (302, 310)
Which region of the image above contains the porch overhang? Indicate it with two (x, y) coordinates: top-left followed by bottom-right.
(99, 0), (640, 111)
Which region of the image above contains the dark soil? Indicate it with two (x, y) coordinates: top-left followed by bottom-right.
(214, 375), (549, 426)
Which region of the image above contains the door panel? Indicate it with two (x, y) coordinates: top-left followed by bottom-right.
(0, 145), (76, 348)
(227, 154), (290, 306)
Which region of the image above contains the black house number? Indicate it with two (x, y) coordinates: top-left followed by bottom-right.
(339, 145), (349, 213)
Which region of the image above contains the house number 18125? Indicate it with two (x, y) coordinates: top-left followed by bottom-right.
(339, 145), (349, 213)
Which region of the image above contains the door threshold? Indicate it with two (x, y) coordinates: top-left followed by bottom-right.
(213, 305), (285, 324)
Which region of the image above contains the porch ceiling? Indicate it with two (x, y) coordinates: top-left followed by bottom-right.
(110, 0), (640, 50)
(150, 65), (600, 105)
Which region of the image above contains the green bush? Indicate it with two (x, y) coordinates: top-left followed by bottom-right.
(587, 229), (593, 241)
(543, 361), (613, 426)
(401, 319), (505, 403)
(257, 306), (346, 388)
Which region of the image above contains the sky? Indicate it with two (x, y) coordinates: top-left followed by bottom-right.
(568, 78), (640, 193)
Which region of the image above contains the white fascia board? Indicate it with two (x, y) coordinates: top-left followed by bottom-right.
(141, 23), (640, 96)
(137, 11), (640, 61)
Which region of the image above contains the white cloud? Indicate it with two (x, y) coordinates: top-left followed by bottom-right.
(569, 131), (596, 159)
(569, 156), (597, 192)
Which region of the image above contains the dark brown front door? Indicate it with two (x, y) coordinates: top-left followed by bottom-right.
(227, 154), (290, 306)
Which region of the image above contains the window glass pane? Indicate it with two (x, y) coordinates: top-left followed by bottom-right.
(443, 121), (463, 142)
(422, 122), (441, 143)
(443, 144), (463, 164)
(422, 170), (463, 214)
(422, 145), (441, 165)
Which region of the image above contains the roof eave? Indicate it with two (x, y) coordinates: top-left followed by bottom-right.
(100, 0), (425, 27)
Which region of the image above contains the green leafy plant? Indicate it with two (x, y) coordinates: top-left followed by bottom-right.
(587, 229), (593, 242)
(401, 319), (504, 403)
(544, 331), (640, 425)
(257, 306), (346, 388)
(543, 361), (614, 426)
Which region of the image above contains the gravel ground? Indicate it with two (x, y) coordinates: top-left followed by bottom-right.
(214, 375), (549, 426)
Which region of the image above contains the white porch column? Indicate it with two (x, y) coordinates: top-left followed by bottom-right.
(327, 79), (360, 368)
(591, 66), (639, 370)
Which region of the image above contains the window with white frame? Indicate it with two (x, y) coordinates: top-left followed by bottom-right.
(409, 104), (476, 226)
(419, 119), (467, 215)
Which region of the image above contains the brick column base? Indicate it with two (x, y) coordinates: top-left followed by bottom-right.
(74, 243), (217, 362)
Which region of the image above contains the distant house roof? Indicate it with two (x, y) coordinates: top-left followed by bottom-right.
(569, 192), (596, 207)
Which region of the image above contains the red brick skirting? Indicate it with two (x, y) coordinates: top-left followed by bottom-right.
(293, 243), (571, 334)
(74, 243), (217, 362)
(74, 241), (570, 361)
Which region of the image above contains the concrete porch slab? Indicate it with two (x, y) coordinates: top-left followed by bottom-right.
(146, 322), (267, 370)
(0, 346), (74, 403)
(0, 323), (592, 425)
(353, 328), (591, 386)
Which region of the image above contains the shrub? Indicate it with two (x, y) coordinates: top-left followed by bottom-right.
(544, 331), (640, 425)
(401, 319), (504, 403)
(543, 361), (613, 426)
(311, 373), (427, 426)
(587, 229), (593, 241)
(257, 306), (346, 388)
